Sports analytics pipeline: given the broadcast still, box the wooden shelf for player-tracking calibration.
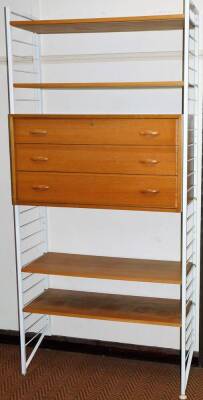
[22,252,183,284]
[9,114,182,119]
[24,289,181,327]
[10,15,185,35]
[14,81,184,90]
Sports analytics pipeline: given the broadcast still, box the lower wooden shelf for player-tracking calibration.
[13,81,184,90]
[23,289,181,327]
[22,252,182,284]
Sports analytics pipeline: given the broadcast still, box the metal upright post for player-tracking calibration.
[180,0,190,397]
[5,7,49,375]
[5,7,27,375]
[180,1,200,398]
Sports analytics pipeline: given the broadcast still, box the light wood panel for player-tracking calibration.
[24,289,181,327]
[13,81,184,89]
[16,144,178,176]
[23,289,181,327]
[9,116,17,203]
[11,115,180,146]
[22,252,183,284]
[16,172,178,210]
[11,114,183,119]
[10,15,185,34]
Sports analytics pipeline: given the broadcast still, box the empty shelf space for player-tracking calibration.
[14,81,184,90]
[23,288,181,327]
[22,252,182,284]
[10,15,185,34]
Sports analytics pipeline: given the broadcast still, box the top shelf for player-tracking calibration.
[10,14,185,34]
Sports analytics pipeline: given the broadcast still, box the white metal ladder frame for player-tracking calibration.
[5,7,49,375]
[180,1,200,399]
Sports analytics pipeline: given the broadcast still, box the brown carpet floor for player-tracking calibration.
[0,344,203,400]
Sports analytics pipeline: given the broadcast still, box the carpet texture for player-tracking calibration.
[0,344,203,400]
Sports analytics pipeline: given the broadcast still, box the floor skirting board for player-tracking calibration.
[0,329,200,367]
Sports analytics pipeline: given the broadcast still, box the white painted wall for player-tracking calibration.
[0,0,202,351]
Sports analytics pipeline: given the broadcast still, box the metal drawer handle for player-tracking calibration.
[141,189,160,194]
[31,156,49,162]
[29,130,48,136]
[139,159,160,165]
[139,130,160,136]
[32,185,50,191]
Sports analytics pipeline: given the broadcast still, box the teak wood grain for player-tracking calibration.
[16,144,178,176]
[12,115,180,146]
[16,172,178,210]
[10,15,184,34]
[9,114,182,211]
[13,81,184,90]
[9,116,17,203]
[11,114,183,119]
[23,289,181,327]
[22,252,182,284]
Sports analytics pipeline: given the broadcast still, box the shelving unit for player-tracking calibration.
[5,2,201,399]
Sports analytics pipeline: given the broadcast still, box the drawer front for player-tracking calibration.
[13,117,179,146]
[16,144,178,175]
[16,172,178,210]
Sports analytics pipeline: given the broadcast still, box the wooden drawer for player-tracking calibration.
[16,144,178,175]
[16,172,178,210]
[11,115,180,146]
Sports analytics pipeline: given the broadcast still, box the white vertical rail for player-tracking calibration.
[180,1,200,398]
[14,210,27,374]
[5,7,49,375]
[180,0,189,395]
[5,7,26,375]
[194,2,202,358]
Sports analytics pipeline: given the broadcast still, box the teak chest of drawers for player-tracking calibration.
[9,114,182,212]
